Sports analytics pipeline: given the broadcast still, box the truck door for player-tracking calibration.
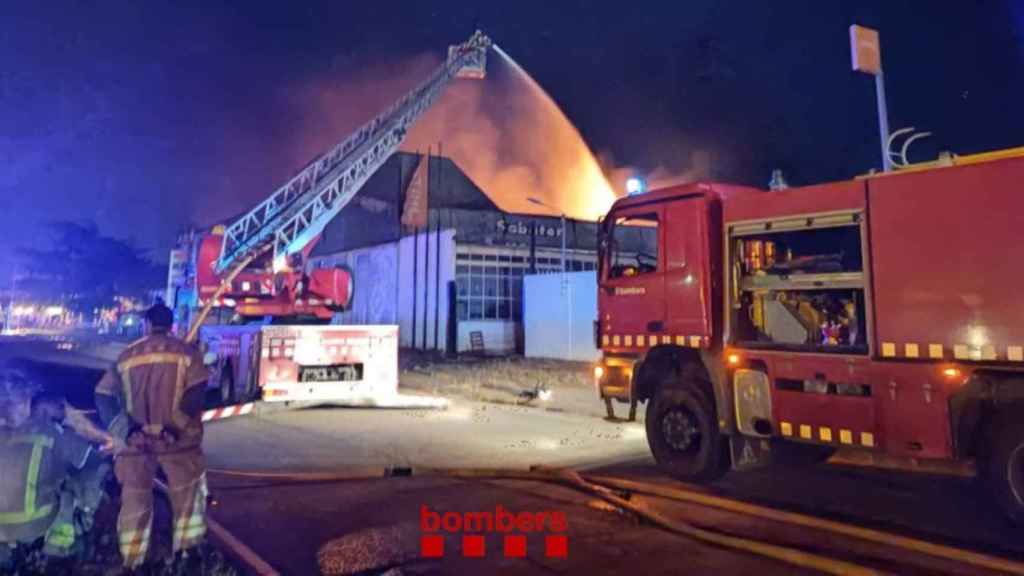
[599,206,665,348]
[663,197,712,343]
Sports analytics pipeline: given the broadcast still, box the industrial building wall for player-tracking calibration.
[523,271,600,362]
[314,243,401,325]
[397,229,456,350]
[313,229,455,351]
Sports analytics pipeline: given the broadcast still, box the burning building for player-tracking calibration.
[309,151,603,354]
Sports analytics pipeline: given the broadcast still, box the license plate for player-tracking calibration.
[298,364,364,383]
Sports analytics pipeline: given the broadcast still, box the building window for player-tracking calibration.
[455,249,598,321]
[456,260,522,321]
[609,213,659,278]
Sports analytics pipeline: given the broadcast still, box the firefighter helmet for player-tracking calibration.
[0,363,41,427]
[0,363,41,400]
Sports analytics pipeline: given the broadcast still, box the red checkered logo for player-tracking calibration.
[420,505,568,558]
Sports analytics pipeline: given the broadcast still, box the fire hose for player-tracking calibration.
[207,465,886,576]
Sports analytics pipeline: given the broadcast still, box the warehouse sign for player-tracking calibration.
[496,218,563,238]
[849,25,881,75]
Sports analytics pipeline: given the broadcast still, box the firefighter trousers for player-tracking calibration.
[113,448,207,568]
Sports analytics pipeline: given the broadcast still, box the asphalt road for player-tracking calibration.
[6,338,1024,575]
[201,399,1024,575]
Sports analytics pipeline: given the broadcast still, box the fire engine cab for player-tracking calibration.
[595,147,1024,523]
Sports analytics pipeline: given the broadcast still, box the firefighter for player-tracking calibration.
[31,391,115,558]
[0,365,96,567]
[95,303,210,569]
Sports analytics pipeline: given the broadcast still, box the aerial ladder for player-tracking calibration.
[169,31,491,342]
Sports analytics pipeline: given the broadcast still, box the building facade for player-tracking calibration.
[309,152,601,354]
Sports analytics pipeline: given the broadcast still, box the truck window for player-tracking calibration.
[608,213,659,279]
[729,216,868,354]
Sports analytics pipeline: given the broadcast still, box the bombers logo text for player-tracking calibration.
[420,504,568,559]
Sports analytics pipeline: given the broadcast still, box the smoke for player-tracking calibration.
[599,148,717,196]
[232,48,719,226]
[283,49,624,222]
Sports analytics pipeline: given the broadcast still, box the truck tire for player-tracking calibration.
[987,416,1024,525]
[646,385,729,483]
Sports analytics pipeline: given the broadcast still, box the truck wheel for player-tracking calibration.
[646,385,728,483]
[987,417,1024,525]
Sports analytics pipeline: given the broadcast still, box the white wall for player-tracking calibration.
[457,320,517,354]
[524,271,600,362]
[397,229,456,350]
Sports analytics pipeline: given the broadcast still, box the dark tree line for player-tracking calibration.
[16,221,165,315]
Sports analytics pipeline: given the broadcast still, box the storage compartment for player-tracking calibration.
[729,215,867,354]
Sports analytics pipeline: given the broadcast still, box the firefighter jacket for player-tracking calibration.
[95,332,209,454]
[0,415,92,544]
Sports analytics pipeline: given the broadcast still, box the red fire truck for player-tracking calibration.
[594,147,1024,522]
[198,324,399,413]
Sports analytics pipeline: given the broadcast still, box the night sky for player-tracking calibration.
[2,1,1022,275]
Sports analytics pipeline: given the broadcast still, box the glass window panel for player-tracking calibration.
[470,276,483,296]
[469,300,483,319]
[484,299,498,319]
[485,276,498,297]
[457,301,468,321]
[498,300,510,319]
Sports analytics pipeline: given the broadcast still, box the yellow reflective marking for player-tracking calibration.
[662,335,671,344]
[1009,346,1024,362]
[637,335,645,347]
[689,336,701,348]
[819,427,833,442]
[0,435,55,525]
[119,352,189,371]
[928,344,944,359]
[953,345,969,360]
[612,335,620,346]
[624,335,633,347]
[675,335,685,346]
[780,422,793,436]
[904,344,919,358]
[171,357,190,429]
[799,425,812,439]
[839,429,853,445]
[602,335,609,346]
[861,432,875,447]
[881,342,896,357]
[981,345,996,360]
[121,368,133,414]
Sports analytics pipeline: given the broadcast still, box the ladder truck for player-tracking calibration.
[164,31,491,415]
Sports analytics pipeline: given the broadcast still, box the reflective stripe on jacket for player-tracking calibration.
[96,333,209,452]
[0,417,90,544]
